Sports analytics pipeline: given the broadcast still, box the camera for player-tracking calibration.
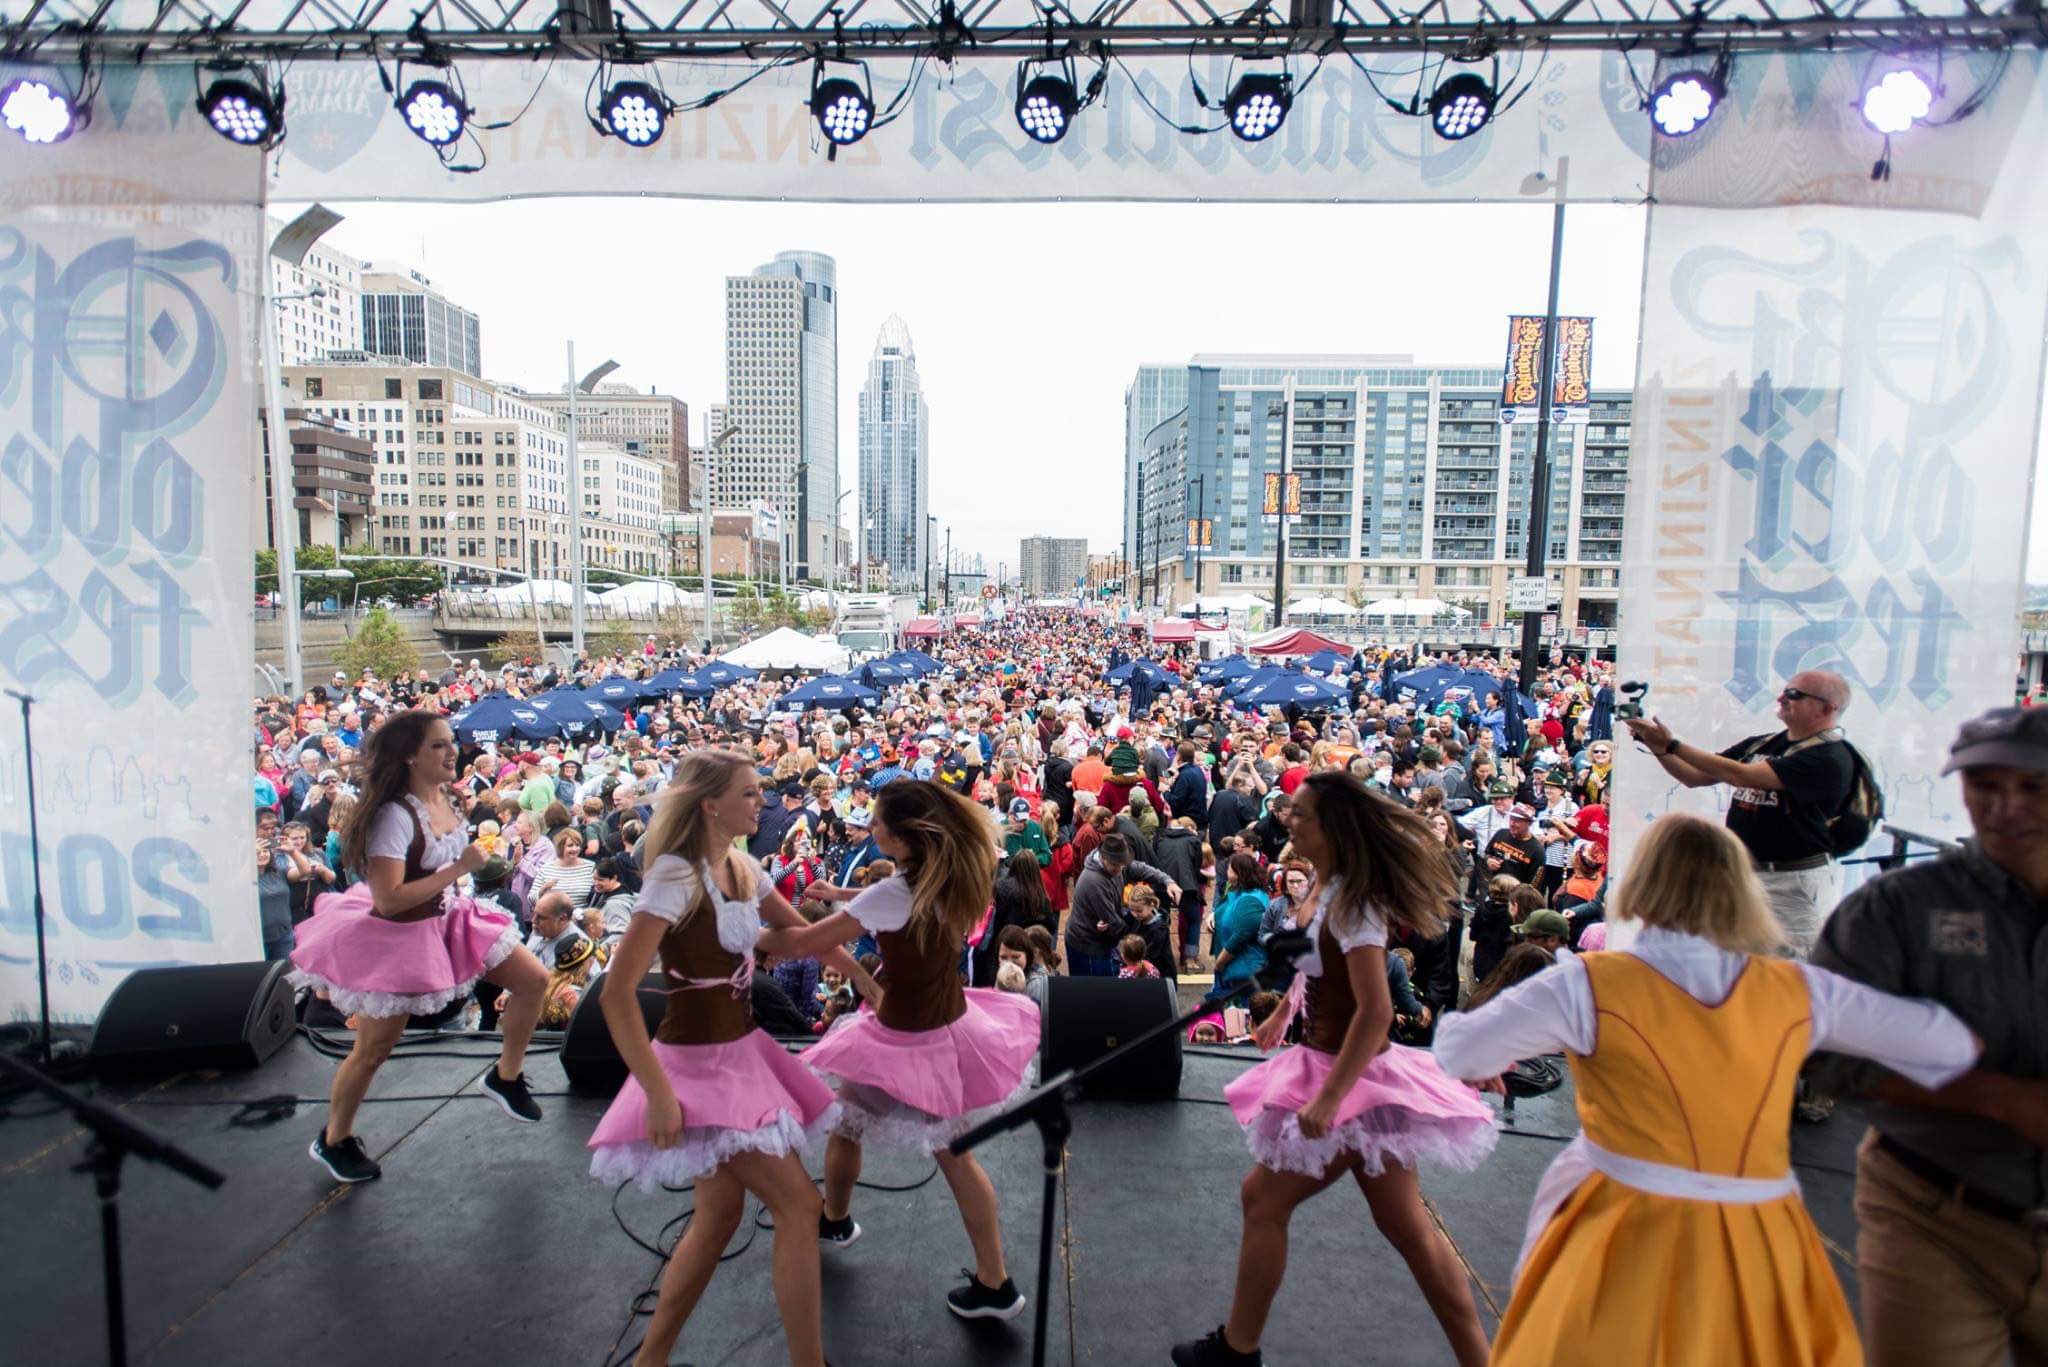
[1615,680,1649,721]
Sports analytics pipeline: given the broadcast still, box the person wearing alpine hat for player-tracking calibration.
[1621,670,1860,959]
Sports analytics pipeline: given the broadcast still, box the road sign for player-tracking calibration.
[1509,576,1550,611]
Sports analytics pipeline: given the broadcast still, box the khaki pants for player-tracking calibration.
[1855,1130,2048,1367]
[1757,863,1837,960]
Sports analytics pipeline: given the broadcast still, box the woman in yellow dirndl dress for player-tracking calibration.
[1435,814,1979,1366]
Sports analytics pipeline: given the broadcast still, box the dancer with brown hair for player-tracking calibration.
[759,780,1042,1321]
[290,709,551,1184]
[1174,772,1499,1367]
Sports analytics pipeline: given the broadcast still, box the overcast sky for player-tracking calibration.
[295,199,2048,580]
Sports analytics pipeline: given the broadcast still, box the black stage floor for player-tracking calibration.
[2,1035,1871,1366]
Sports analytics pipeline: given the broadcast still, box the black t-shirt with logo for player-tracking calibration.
[1719,731,1855,863]
[1484,830,1544,882]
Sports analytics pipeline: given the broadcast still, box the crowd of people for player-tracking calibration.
[249,610,2048,1367]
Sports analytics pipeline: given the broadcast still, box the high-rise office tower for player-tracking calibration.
[721,251,840,583]
[857,315,929,588]
[359,264,482,376]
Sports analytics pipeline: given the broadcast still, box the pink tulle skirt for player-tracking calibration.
[801,989,1042,1153]
[1225,1043,1498,1178]
[288,883,521,1019]
[587,1029,840,1188]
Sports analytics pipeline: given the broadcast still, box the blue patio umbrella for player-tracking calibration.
[644,668,716,700]
[1198,655,1256,683]
[888,648,940,674]
[1235,672,1351,710]
[581,677,642,708]
[450,695,567,746]
[1106,659,1172,686]
[700,660,759,686]
[1301,649,1352,674]
[780,675,879,708]
[859,660,911,689]
[1225,665,1303,699]
[528,687,622,736]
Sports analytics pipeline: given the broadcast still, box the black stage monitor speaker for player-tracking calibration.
[89,961,297,1074]
[561,968,668,1094]
[1041,976,1182,1100]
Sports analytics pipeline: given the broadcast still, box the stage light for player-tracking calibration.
[1016,73,1078,144]
[1428,72,1495,140]
[399,77,468,147]
[598,80,670,146]
[199,76,282,147]
[811,76,874,146]
[1861,68,1933,136]
[1225,72,1291,143]
[1650,69,1721,137]
[1,77,82,145]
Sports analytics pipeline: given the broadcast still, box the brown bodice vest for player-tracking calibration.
[1301,913,1358,1055]
[875,916,967,1033]
[653,885,755,1047]
[378,800,447,923]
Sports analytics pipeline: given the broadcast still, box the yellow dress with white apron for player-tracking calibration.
[1432,928,1977,1367]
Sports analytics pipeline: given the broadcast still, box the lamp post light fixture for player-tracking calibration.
[262,204,345,697]
[565,346,620,663]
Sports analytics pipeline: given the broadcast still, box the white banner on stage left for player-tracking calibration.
[0,205,264,1025]
[1612,58,2048,870]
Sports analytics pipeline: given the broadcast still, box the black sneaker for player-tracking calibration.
[309,1129,381,1183]
[478,1068,543,1123]
[818,1212,862,1248]
[945,1269,1025,1321]
[1171,1328,1263,1367]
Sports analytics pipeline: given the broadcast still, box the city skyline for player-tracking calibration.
[280,199,1662,577]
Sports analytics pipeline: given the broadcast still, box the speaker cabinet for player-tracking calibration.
[560,968,669,1094]
[1041,975,1182,1099]
[88,961,297,1074]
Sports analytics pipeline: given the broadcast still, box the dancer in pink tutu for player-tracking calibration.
[758,780,1041,1322]
[1173,772,1499,1367]
[589,749,878,1367]
[289,710,550,1184]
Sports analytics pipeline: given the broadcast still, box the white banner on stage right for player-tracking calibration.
[1612,60,2048,869]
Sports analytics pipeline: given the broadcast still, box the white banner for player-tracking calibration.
[1613,58,2048,866]
[0,203,263,1024]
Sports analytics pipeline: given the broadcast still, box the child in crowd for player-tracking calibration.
[1469,874,1520,986]
[997,925,1051,1005]
[1118,934,1161,979]
[1123,885,1177,981]
[1387,947,1431,1043]
[1024,925,1059,976]
[995,962,1029,993]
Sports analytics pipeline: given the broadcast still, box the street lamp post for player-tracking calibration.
[703,424,740,652]
[565,345,620,664]
[262,204,345,697]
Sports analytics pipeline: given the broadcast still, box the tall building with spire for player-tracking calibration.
[857,315,929,589]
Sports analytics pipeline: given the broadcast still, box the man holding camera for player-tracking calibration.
[1623,669,1855,958]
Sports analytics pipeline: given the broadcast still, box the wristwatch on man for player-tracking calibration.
[1663,737,1682,756]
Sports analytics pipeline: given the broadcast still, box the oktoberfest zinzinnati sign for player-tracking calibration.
[1500,315,1596,425]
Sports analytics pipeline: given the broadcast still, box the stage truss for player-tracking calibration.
[1,0,2042,63]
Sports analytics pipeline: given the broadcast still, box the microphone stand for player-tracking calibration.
[7,688,55,1068]
[0,1051,225,1367]
[949,932,1316,1367]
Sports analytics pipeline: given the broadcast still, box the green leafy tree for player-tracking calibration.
[730,585,766,638]
[339,550,444,606]
[254,544,341,607]
[336,605,422,680]
[485,627,546,669]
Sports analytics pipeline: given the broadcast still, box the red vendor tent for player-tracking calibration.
[902,617,943,639]
[1249,628,1352,657]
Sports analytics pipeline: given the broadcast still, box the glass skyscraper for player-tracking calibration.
[857,316,929,588]
[723,251,839,582]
